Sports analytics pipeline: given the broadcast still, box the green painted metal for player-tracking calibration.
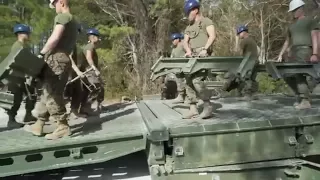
[0,103,147,177]
[150,54,320,83]
[151,160,320,180]
[0,47,45,83]
[0,91,14,109]
[137,102,169,142]
[141,96,320,179]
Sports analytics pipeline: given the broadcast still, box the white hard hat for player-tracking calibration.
[49,0,56,9]
[288,0,305,12]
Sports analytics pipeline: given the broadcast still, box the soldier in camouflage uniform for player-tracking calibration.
[170,33,187,103]
[24,0,78,140]
[6,24,37,128]
[182,0,217,119]
[78,28,104,115]
[236,25,259,100]
[277,0,319,109]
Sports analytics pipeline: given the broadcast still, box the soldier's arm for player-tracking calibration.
[312,30,319,55]
[204,24,216,50]
[40,24,65,55]
[85,50,98,71]
[279,35,290,58]
[183,34,192,55]
[311,18,320,56]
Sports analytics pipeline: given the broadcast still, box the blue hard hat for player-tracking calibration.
[184,0,200,15]
[171,33,184,40]
[13,24,31,34]
[86,28,99,36]
[236,25,248,35]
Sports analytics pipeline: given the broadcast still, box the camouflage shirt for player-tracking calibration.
[53,12,78,55]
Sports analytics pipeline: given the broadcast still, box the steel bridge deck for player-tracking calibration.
[0,102,147,177]
[143,95,320,136]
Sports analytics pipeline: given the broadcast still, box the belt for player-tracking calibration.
[50,49,69,55]
[292,45,312,49]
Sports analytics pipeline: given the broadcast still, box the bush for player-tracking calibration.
[256,73,289,94]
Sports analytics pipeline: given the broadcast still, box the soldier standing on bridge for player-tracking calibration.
[182,0,217,119]
[78,28,104,115]
[235,25,259,100]
[277,0,319,109]
[24,0,78,140]
[170,33,187,104]
[6,24,37,128]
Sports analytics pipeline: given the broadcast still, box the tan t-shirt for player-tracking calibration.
[81,43,98,69]
[171,43,185,57]
[184,17,213,49]
[240,36,259,60]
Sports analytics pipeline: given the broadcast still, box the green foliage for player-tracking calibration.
[256,73,289,94]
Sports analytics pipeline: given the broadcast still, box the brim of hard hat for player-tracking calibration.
[288,4,304,12]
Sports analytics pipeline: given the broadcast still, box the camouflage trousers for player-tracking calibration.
[185,49,212,104]
[238,65,259,96]
[34,52,71,122]
[285,46,311,100]
[185,71,212,104]
[7,79,36,117]
[176,73,186,95]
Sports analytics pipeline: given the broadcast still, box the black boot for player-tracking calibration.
[23,112,37,123]
[7,116,24,129]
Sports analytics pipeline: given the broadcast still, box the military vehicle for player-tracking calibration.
[1,48,320,180]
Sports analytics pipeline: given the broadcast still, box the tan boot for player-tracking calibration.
[45,120,71,140]
[295,99,311,110]
[199,101,213,119]
[182,104,199,119]
[23,120,45,136]
[171,94,185,104]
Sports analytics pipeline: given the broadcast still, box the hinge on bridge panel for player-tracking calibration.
[70,148,82,159]
[174,146,184,157]
[303,134,314,144]
[288,136,298,146]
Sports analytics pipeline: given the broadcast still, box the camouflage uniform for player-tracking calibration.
[170,42,186,103]
[285,16,319,108]
[183,17,214,119]
[79,43,104,114]
[7,41,37,128]
[238,36,259,99]
[24,12,78,139]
